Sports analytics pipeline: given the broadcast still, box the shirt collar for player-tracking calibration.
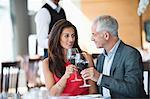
[102,39,121,57]
[46,0,61,12]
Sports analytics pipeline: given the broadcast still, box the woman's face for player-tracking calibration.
[60,27,75,50]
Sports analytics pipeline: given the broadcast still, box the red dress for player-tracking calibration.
[53,61,89,96]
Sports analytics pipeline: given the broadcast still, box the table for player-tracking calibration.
[22,88,109,99]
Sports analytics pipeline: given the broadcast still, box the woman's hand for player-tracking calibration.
[63,65,77,79]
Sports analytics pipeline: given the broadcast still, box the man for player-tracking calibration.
[81,15,146,98]
[35,0,66,58]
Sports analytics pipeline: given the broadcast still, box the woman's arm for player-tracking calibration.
[42,58,65,96]
[42,58,75,96]
[83,52,98,94]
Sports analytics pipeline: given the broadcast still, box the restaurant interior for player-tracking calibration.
[0,0,149,98]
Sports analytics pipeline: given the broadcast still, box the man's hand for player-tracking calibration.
[80,67,100,82]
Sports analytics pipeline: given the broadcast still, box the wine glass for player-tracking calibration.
[76,53,91,88]
[67,48,82,82]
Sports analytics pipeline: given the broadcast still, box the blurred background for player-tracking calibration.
[0,0,149,61]
[0,0,149,97]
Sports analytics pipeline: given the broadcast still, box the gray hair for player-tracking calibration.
[92,15,118,36]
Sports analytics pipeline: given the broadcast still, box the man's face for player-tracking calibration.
[55,0,60,2]
[91,25,106,48]
[52,0,60,4]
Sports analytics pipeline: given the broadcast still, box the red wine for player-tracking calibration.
[77,61,88,73]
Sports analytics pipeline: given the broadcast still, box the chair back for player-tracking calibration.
[1,61,20,93]
[143,60,150,96]
[27,58,45,89]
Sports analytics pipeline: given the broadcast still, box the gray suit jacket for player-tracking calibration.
[96,41,146,98]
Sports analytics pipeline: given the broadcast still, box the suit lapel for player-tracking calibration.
[96,54,105,94]
[110,51,120,75]
[96,54,105,73]
[110,41,124,76]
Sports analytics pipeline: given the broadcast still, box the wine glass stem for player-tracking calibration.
[74,71,78,79]
[71,71,82,82]
[83,79,86,85]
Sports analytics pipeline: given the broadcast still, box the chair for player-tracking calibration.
[25,57,45,90]
[143,60,150,97]
[92,53,100,59]
[0,61,20,93]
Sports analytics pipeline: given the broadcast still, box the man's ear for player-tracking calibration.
[103,31,110,40]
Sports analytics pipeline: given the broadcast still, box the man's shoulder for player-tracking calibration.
[35,8,50,21]
[124,43,139,51]
[119,42,141,56]
[36,8,50,15]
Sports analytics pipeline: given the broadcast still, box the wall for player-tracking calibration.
[81,0,142,48]
[142,5,150,49]
[10,0,30,58]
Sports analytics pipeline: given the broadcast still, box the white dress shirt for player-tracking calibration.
[35,0,61,49]
[97,40,121,97]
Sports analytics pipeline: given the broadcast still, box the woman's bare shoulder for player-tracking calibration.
[82,51,94,67]
[82,51,92,58]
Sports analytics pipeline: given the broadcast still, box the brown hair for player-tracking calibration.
[48,19,82,77]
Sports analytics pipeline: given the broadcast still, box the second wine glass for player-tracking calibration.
[76,53,91,88]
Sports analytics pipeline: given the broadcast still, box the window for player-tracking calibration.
[0,0,13,62]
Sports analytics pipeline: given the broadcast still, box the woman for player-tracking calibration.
[42,19,97,96]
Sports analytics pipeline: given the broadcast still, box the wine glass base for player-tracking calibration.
[79,84,91,88]
[71,79,82,82]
